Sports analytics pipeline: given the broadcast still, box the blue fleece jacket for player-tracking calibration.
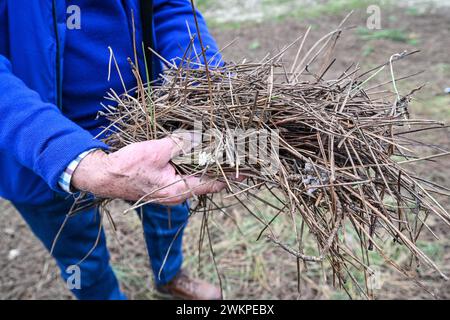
[0,0,220,205]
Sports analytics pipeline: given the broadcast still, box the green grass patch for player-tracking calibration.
[417,241,444,261]
[248,39,262,51]
[362,44,375,57]
[405,7,421,16]
[356,27,420,45]
[200,0,393,30]
[291,0,389,20]
[410,95,450,119]
[195,0,212,12]
[432,63,450,77]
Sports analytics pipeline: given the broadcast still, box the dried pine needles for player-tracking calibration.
[96,16,450,298]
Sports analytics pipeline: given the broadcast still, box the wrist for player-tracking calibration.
[71,149,111,193]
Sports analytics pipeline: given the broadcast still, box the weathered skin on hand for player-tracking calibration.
[71,133,225,205]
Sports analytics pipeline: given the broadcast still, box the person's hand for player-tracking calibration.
[71,133,225,205]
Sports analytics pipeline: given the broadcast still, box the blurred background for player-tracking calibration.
[1,0,449,299]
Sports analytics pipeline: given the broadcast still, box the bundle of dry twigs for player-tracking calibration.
[97,16,450,297]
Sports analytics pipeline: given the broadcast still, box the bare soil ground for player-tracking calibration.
[1,5,449,299]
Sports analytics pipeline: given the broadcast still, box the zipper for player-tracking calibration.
[52,0,63,110]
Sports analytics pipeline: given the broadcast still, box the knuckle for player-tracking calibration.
[157,189,171,200]
[215,183,225,193]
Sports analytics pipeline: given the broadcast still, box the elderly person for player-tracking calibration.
[0,0,224,300]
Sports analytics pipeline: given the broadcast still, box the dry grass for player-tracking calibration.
[93,11,450,299]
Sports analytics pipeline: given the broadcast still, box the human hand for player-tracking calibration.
[71,133,225,205]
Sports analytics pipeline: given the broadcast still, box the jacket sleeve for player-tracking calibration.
[153,0,222,67]
[0,54,109,192]
[0,0,7,56]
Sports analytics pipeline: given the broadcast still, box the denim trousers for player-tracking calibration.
[13,194,189,300]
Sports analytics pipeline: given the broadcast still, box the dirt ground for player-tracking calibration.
[1,3,449,299]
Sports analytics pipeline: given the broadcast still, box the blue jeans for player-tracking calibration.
[12,194,189,300]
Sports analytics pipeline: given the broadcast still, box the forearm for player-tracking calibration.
[0,55,108,191]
